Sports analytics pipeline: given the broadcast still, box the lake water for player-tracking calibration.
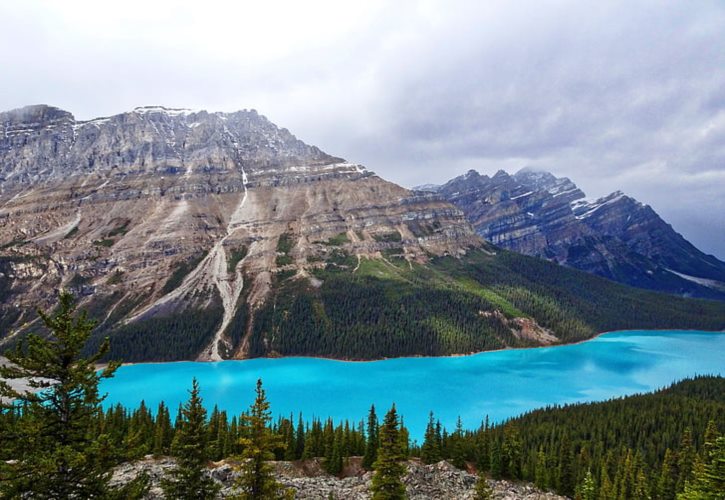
[100,330,725,440]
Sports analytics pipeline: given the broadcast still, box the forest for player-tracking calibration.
[246,249,725,360]
[0,294,723,498]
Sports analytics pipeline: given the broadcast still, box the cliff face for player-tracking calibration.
[0,105,479,359]
[427,168,725,300]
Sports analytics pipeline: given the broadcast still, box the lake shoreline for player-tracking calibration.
[98,329,725,439]
[95,327,725,369]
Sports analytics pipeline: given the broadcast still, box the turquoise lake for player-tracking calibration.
[100,330,725,440]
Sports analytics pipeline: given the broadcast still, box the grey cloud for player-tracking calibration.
[0,1,723,257]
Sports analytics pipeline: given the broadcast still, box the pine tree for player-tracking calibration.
[421,412,441,464]
[295,414,306,459]
[490,439,503,479]
[451,416,467,469]
[363,404,379,470]
[678,433,725,499]
[502,423,522,479]
[234,379,286,499]
[153,401,173,456]
[162,378,219,499]
[370,404,407,500]
[578,469,596,500]
[326,427,344,476]
[474,472,493,499]
[534,448,548,490]
[0,291,145,498]
[658,448,679,500]
[677,428,696,492]
[633,468,651,500]
[284,416,297,461]
[557,436,576,498]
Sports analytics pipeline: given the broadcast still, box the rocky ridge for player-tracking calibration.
[0,105,479,359]
[421,168,725,300]
[111,457,567,499]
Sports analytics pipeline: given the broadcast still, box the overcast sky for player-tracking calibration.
[1,0,724,258]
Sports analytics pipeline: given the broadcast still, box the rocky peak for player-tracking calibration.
[0,104,480,360]
[0,105,341,188]
[436,168,725,300]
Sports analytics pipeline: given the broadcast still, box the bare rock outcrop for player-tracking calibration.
[110,456,568,499]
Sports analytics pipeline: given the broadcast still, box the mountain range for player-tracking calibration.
[1,105,723,362]
[418,169,725,300]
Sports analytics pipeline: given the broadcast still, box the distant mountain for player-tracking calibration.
[1,105,723,363]
[425,168,725,299]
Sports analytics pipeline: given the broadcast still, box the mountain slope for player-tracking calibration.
[0,105,723,363]
[0,105,477,360]
[425,168,725,300]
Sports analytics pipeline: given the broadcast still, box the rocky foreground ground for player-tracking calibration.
[112,456,567,499]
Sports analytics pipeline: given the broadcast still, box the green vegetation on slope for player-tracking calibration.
[437,376,725,499]
[248,249,725,360]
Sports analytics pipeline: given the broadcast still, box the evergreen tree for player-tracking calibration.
[678,434,725,500]
[162,378,219,499]
[370,404,407,500]
[295,414,306,459]
[474,472,493,499]
[284,416,297,461]
[677,428,696,492]
[235,379,286,499]
[598,462,614,500]
[326,426,344,476]
[451,416,467,469]
[363,404,379,470]
[658,448,679,500]
[490,440,503,479]
[502,424,522,479]
[578,469,596,500]
[421,412,442,464]
[557,436,575,498]
[534,448,548,490]
[0,291,145,498]
[153,402,173,456]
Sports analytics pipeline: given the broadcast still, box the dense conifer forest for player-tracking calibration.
[3,372,723,498]
[246,249,725,360]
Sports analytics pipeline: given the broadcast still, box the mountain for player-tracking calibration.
[424,168,725,300]
[1,105,723,362]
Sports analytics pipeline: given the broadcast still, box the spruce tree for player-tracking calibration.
[502,424,522,479]
[421,412,441,464]
[363,404,379,470]
[451,416,467,469]
[677,428,696,492]
[474,472,493,499]
[0,291,145,498]
[678,434,725,499]
[153,401,172,456]
[370,404,407,500]
[295,414,306,459]
[578,469,596,500]
[557,436,575,498]
[234,379,286,499]
[284,416,297,461]
[489,439,502,479]
[162,378,219,499]
[534,448,548,490]
[659,448,679,500]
